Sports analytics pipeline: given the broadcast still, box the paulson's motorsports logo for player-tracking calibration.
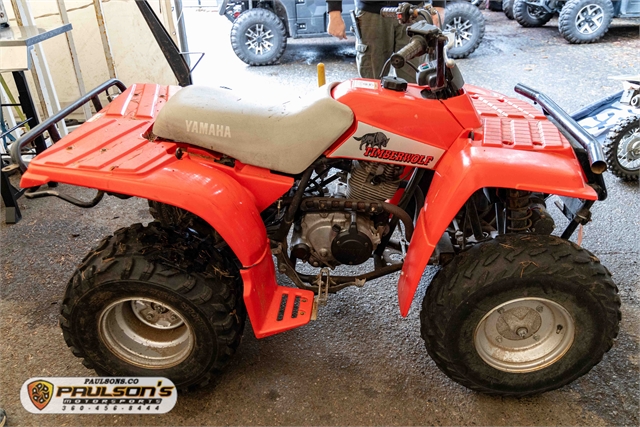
[353,131,435,167]
[27,380,54,410]
[21,377,177,414]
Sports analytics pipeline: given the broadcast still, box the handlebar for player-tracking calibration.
[390,36,427,69]
[380,6,399,18]
[379,3,455,93]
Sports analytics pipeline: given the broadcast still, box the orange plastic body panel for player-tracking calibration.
[19,81,602,335]
[396,85,599,316]
[19,83,315,338]
[240,253,314,338]
[330,79,476,152]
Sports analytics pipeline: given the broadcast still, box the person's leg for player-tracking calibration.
[355,10,395,79]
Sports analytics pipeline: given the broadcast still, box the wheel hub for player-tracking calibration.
[131,300,184,329]
[245,24,274,56]
[528,5,548,18]
[495,306,542,340]
[445,18,473,47]
[99,297,194,369]
[474,297,575,373]
[619,127,640,167]
[575,4,604,34]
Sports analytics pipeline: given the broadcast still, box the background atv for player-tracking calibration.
[218,0,355,65]
[218,0,485,64]
[512,0,640,43]
[573,75,640,181]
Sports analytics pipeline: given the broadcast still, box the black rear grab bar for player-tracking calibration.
[10,78,127,173]
[514,83,607,175]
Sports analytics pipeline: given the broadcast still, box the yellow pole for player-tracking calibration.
[317,63,326,87]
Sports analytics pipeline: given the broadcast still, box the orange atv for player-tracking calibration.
[9,3,620,396]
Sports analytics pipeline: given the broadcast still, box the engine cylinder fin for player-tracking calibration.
[347,161,402,201]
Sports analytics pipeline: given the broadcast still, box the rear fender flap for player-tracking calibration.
[397,136,599,316]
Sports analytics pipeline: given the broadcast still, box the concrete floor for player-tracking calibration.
[1,7,639,427]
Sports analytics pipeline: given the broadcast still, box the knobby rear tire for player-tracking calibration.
[230,8,287,66]
[60,222,246,391]
[513,0,554,27]
[444,2,486,59]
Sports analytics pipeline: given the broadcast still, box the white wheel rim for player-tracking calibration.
[99,297,194,369]
[445,18,473,47]
[616,125,640,170]
[245,24,274,55]
[474,297,575,373]
[575,4,605,34]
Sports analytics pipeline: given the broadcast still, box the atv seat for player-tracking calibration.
[153,83,354,175]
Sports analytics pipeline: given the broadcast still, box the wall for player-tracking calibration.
[1,0,178,116]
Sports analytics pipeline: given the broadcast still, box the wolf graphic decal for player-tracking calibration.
[353,132,390,151]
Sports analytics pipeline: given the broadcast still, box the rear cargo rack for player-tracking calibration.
[10,78,127,173]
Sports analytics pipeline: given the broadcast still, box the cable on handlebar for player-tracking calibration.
[379,58,392,79]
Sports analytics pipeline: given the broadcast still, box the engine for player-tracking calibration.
[290,161,403,268]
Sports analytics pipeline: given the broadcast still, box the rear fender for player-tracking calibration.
[18,82,307,338]
[22,149,307,337]
[397,135,599,316]
[22,149,274,267]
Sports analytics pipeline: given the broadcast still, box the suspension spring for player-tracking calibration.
[506,190,533,232]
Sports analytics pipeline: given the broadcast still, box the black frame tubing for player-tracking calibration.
[12,71,47,154]
[135,0,192,87]
[10,79,127,173]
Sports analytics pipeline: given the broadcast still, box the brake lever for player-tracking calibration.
[443,32,456,69]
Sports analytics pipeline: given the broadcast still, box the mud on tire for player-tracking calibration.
[420,234,620,396]
[148,200,219,237]
[60,222,246,391]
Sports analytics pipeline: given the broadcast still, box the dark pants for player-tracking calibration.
[354,9,426,83]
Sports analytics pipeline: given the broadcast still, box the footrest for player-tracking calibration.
[259,287,314,338]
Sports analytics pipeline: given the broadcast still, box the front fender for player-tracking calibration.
[397,135,599,316]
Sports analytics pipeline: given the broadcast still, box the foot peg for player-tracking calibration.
[311,268,330,320]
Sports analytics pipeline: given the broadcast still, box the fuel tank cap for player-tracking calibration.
[381,76,408,92]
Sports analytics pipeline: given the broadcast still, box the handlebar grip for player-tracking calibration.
[390,36,427,69]
[380,7,398,18]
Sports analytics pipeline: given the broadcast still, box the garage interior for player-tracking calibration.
[0,1,638,426]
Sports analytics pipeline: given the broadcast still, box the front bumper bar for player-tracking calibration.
[515,83,607,175]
